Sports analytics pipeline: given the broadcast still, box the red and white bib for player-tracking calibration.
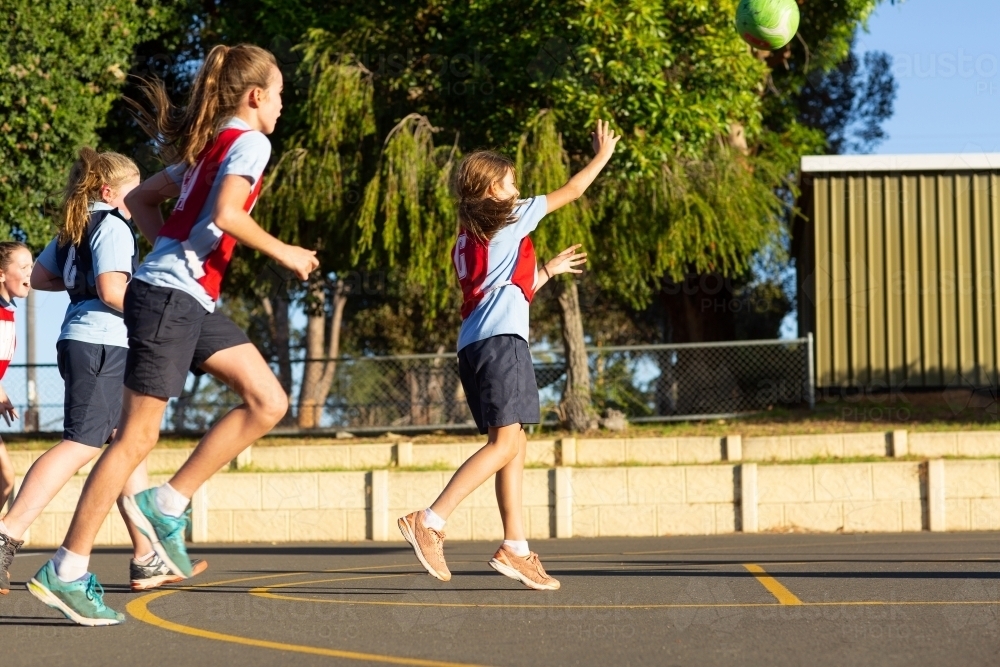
[158,128,264,301]
[0,303,15,380]
[453,231,537,320]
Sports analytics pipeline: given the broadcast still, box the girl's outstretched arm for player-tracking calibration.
[212,175,319,280]
[125,170,181,244]
[533,244,588,292]
[544,119,621,215]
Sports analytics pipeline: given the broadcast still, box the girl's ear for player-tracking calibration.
[100,184,114,203]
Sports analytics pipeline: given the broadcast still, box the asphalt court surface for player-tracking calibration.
[3,533,999,666]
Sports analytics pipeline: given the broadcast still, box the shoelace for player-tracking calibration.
[428,528,447,558]
[524,552,547,577]
[85,575,108,610]
[0,535,20,573]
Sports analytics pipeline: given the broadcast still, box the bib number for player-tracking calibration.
[62,246,79,289]
[454,234,468,279]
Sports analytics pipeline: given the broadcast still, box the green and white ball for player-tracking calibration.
[735,0,801,50]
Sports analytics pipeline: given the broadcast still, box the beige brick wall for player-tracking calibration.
[571,466,735,538]
[910,431,1000,458]
[757,462,923,533]
[12,453,1000,546]
[203,471,369,543]
[943,460,1000,531]
[744,433,889,461]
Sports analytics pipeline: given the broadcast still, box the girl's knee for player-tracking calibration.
[248,384,288,425]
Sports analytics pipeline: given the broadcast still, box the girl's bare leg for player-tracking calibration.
[1,441,99,539]
[0,443,14,511]
[430,423,522,519]
[166,344,287,496]
[117,457,154,559]
[62,392,167,555]
[494,427,528,541]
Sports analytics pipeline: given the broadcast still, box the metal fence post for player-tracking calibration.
[807,333,816,410]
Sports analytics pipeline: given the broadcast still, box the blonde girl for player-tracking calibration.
[28,44,318,626]
[0,150,195,599]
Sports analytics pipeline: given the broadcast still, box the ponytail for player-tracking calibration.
[58,148,139,248]
[128,44,278,166]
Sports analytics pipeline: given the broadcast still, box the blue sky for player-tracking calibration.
[864,0,1000,154]
[15,0,998,365]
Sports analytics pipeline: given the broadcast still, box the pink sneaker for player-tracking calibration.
[398,511,451,582]
[489,545,561,591]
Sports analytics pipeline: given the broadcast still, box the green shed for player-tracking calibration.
[795,154,1000,389]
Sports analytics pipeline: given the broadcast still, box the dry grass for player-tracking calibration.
[1,389,995,450]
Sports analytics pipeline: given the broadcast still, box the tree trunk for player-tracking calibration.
[260,293,293,425]
[297,279,350,429]
[557,279,594,431]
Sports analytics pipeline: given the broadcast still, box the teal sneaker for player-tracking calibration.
[26,560,124,627]
[122,488,193,578]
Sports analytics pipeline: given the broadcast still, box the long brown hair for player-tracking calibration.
[128,44,278,166]
[455,151,518,243]
[58,148,139,248]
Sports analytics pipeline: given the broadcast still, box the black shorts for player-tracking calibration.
[57,339,127,447]
[458,334,540,435]
[123,280,250,398]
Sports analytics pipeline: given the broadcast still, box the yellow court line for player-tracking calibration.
[126,589,491,667]
[743,564,803,605]
[624,533,1000,556]
[250,573,999,610]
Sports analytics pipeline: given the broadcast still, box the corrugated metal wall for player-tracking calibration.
[803,172,1000,388]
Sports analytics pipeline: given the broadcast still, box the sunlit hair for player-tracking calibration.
[0,241,29,271]
[455,151,518,243]
[127,43,278,166]
[58,148,139,248]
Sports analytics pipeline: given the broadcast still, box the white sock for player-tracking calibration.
[53,547,89,583]
[423,508,446,531]
[503,539,530,557]
[0,519,9,537]
[155,483,190,518]
[133,551,156,564]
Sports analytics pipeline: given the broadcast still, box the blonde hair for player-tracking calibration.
[455,151,518,243]
[58,148,139,248]
[128,44,278,166]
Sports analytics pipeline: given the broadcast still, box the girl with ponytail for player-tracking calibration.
[27,44,318,626]
[2,148,192,598]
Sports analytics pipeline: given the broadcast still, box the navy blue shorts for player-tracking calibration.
[123,280,250,398]
[458,334,540,435]
[57,339,127,447]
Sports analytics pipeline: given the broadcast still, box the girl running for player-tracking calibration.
[399,119,619,590]
[28,44,318,626]
[0,241,32,545]
[0,149,196,597]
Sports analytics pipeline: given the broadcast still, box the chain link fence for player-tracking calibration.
[0,337,814,435]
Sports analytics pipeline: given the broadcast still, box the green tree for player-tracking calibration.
[0,0,177,248]
[163,0,894,430]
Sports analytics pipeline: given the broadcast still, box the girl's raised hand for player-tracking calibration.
[545,244,588,277]
[591,119,621,158]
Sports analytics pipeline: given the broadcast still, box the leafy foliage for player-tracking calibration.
[0,0,176,249]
